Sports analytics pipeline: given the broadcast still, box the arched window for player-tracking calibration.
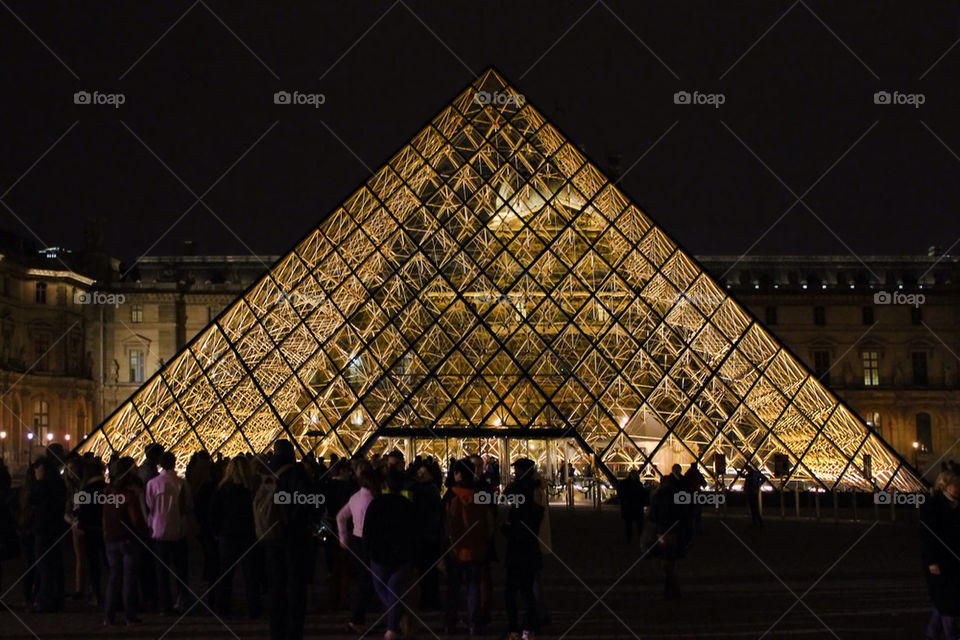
[916,413,932,452]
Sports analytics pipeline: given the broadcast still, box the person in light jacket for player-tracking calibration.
[145,452,192,614]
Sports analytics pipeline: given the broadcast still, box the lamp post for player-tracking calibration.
[0,430,6,462]
[913,441,920,469]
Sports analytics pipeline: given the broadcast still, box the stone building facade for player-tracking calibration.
[4,234,957,480]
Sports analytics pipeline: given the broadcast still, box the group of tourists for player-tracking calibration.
[0,441,549,640]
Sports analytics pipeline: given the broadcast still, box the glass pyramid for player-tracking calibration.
[78,68,922,491]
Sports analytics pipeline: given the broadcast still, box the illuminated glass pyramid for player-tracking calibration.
[78,68,922,491]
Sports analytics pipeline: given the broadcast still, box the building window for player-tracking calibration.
[33,398,49,430]
[862,306,874,325]
[916,412,932,452]
[56,285,66,305]
[813,350,831,383]
[131,304,143,323]
[129,349,145,383]
[910,307,923,325]
[813,306,826,326]
[862,351,879,386]
[32,332,51,372]
[35,282,46,304]
[912,351,929,386]
[764,306,777,325]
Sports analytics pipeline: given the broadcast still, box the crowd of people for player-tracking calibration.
[0,441,550,640]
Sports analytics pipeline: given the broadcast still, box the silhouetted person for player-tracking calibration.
[30,456,67,611]
[336,464,379,634]
[263,439,313,640]
[618,470,648,543]
[743,466,765,527]
[364,470,417,640]
[684,463,707,534]
[650,475,684,599]
[444,459,489,634]
[411,464,443,610]
[501,458,544,640]
[102,457,148,625]
[210,457,260,618]
[921,470,960,638]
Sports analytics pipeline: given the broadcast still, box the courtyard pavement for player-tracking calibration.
[0,507,930,639]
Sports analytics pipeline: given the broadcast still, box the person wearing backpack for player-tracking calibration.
[263,439,313,640]
[145,452,192,615]
[102,457,149,625]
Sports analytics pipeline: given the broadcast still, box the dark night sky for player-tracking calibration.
[2,1,959,266]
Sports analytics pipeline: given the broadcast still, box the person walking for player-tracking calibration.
[336,464,379,634]
[102,457,148,625]
[210,457,260,618]
[920,470,960,639]
[618,470,648,543]
[443,458,490,635]
[145,452,192,615]
[501,458,545,640]
[364,469,417,640]
[136,443,163,609]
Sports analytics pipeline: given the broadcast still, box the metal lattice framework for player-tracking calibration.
[78,68,922,491]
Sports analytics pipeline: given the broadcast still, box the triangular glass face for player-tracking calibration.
[78,68,921,492]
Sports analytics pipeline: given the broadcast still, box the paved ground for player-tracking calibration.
[0,507,931,639]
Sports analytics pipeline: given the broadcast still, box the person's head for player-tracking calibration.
[144,443,164,465]
[45,443,66,468]
[386,449,405,470]
[82,457,104,482]
[452,459,475,487]
[469,454,483,476]
[384,469,405,494]
[358,466,380,492]
[512,457,536,482]
[220,456,252,489]
[671,464,682,476]
[273,439,296,467]
[159,451,176,471]
[688,462,698,470]
[111,457,138,489]
[627,469,639,481]
[415,465,433,484]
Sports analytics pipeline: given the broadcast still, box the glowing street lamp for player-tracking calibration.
[0,430,5,459]
[46,432,54,442]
